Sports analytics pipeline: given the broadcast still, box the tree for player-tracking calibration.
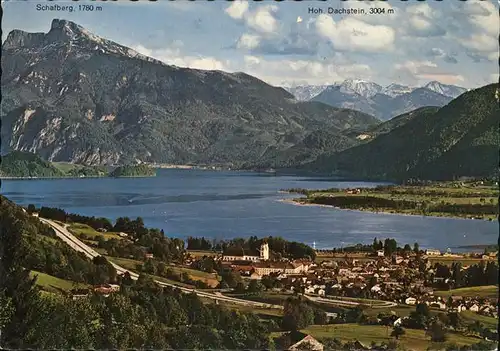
[247,280,262,294]
[27,204,36,214]
[403,244,412,252]
[415,303,430,318]
[426,320,447,342]
[282,298,315,331]
[413,242,419,254]
[0,204,41,348]
[391,325,405,340]
[447,312,462,330]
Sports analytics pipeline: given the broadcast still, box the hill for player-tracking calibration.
[1,19,378,168]
[108,164,156,177]
[305,84,499,181]
[0,151,65,178]
[0,151,152,178]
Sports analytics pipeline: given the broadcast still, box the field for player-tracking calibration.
[435,285,498,299]
[106,256,218,288]
[301,324,482,351]
[187,250,218,258]
[69,223,124,241]
[315,253,490,266]
[296,183,499,221]
[30,270,87,293]
[460,311,498,329]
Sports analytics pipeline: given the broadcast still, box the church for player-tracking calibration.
[222,242,269,262]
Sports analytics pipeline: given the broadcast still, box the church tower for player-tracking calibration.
[259,242,269,261]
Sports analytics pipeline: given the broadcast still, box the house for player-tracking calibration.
[394,317,402,327]
[317,288,326,297]
[426,249,441,256]
[145,253,154,259]
[97,228,107,233]
[31,212,39,217]
[117,232,129,238]
[469,304,480,312]
[405,297,417,305]
[249,271,261,280]
[377,250,385,257]
[275,331,324,351]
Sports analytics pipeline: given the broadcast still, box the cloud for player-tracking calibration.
[246,5,279,33]
[232,14,320,56]
[404,3,446,37]
[462,0,498,37]
[394,60,465,85]
[236,33,260,50]
[462,33,497,53]
[426,48,458,64]
[240,55,373,86]
[133,45,229,71]
[225,2,279,33]
[225,0,249,20]
[315,15,395,53]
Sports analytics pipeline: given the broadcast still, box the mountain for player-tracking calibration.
[380,83,413,98]
[338,79,382,98]
[305,84,499,181]
[1,19,379,167]
[0,151,65,177]
[424,81,467,98]
[284,85,329,101]
[312,85,453,121]
[285,80,467,121]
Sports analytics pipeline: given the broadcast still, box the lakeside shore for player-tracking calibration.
[278,198,497,222]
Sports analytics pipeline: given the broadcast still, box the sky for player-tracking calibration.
[2,0,498,89]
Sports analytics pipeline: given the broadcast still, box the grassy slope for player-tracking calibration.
[30,270,88,292]
[69,223,124,241]
[302,324,481,351]
[434,285,498,299]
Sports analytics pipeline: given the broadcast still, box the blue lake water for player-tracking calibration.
[1,169,497,251]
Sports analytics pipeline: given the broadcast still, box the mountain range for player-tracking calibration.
[1,19,378,167]
[1,19,496,181]
[305,84,499,181]
[285,80,467,121]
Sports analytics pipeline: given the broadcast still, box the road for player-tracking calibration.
[40,218,285,309]
[305,294,398,308]
[39,218,383,314]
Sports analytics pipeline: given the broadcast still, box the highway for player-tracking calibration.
[39,218,284,309]
[39,218,382,314]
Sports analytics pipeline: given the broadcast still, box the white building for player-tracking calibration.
[222,242,269,262]
[405,297,417,305]
[426,249,441,256]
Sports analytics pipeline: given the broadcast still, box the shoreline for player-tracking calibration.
[277,198,497,222]
[0,175,156,180]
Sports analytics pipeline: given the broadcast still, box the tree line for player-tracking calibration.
[0,195,274,349]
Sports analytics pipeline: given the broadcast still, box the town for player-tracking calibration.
[11,205,500,351]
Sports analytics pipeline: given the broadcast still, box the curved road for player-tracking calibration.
[40,218,284,309]
[39,218,388,313]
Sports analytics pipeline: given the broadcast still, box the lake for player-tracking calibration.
[1,169,497,251]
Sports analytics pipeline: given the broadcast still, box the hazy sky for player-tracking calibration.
[2,0,498,88]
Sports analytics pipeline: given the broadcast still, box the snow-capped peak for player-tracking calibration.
[381,83,413,97]
[424,81,467,98]
[338,79,382,98]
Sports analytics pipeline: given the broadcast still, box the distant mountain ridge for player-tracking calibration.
[285,80,468,121]
[305,83,499,181]
[1,19,379,167]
